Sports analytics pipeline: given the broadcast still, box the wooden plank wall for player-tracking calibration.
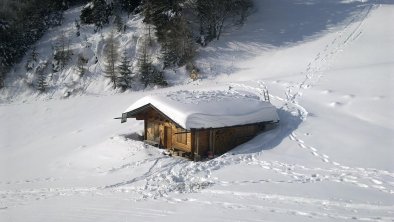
[195,124,264,157]
[142,107,192,152]
[135,106,266,159]
[192,130,209,157]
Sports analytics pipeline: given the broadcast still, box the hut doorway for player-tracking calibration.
[164,126,172,149]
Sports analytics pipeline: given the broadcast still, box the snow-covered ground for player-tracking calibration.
[1,0,394,221]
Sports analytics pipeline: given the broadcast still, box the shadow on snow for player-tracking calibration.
[230,108,302,155]
[197,0,391,76]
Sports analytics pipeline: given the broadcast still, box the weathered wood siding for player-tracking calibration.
[172,127,192,152]
[194,130,210,157]
[214,125,262,155]
[133,105,267,159]
[139,107,192,152]
[194,124,265,157]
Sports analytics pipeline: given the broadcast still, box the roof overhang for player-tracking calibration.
[116,103,280,131]
[121,103,185,129]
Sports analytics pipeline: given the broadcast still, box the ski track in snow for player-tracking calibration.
[2,154,394,221]
[195,190,394,221]
[2,142,393,220]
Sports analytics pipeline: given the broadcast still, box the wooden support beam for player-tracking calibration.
[144,120,147,140]
[195,130,200,161]
[209,129,213,152]
[212,129,215,155]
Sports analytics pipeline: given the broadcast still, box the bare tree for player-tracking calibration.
[77,54,88,77]
[53,32,72,72]
[161,16,196,68]
[103,30,120,89]
[196,0,253,42]
[26,46,39,71]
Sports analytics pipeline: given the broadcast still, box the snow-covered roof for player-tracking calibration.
[124,90,279,130]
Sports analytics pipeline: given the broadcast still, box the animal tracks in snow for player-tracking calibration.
[288,131,394,194]
[2,5,393,222]
[284,4,374,107]
[289,132,331,164]
[262,3,394,196]
[228,67,394,196]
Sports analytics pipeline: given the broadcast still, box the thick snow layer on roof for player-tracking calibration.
[124,90,279,129]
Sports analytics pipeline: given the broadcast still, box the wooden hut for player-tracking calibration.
[118,92,279,160]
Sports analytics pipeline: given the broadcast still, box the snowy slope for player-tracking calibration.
[1,0,394,221]
[0,6,170,102]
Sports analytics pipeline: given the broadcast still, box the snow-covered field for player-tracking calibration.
[1,0,394,221]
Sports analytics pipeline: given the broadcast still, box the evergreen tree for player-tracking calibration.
[103,31,120,89]
[0,63,5,89]
[36,65,48,92]
[77,54,88,76]
[31,46,39,62]
[121,0,141,15]
[25,46,39,71]
[112,0,123,34]
[151,68,167,86]
[80,0,111,31]
[114,14,123,33]
[164,16,196,68]
[0,0,68,84]
[138,43,153,87]
[0,75,4,89]
[117,51,133,91]
[75,19,81,36]
[161,41,178,69]
[138,41,167,87]
[143,0,196,69]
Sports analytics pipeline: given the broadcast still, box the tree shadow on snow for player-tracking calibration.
[197,0,392,76]
[230,108,302,155]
